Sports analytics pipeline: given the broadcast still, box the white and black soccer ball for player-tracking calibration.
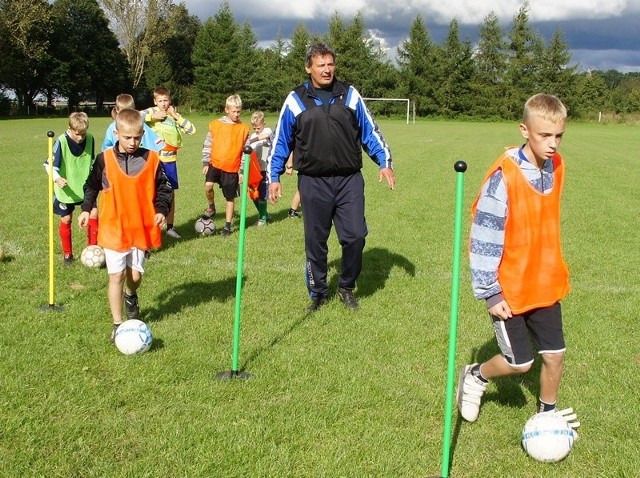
[522,412,575,463]
[80,245,105,268]
[114,319,153,355]
[195,216,216,236]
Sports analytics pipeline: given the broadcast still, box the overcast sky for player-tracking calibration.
[181,0,640,73]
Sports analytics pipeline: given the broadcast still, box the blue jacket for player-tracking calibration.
[267,80,392,182]
[101,121,165,152]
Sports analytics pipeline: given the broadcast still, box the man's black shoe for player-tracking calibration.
[306,296,327,312]
[337,287,358,310]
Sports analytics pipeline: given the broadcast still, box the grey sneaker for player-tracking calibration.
[166,227,181,239]
[203,206,216,218]
[256,218,267,227]
[456,364,488,422]
[221,227,232,237]
[63,254,74,265]
[124,292,139,321]
[337,287,358,309]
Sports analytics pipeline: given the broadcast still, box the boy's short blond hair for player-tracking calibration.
[523,93,567,124]
[226,94,242,109]
[115,108,144,134]
[68,112,89,133]
[112,94,135,119]
[153,87,171,99]
[250,111,265,126]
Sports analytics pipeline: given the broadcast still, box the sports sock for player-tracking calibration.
[471,363,489,383]
[256,200,268,220]
[167,224,174,230]
[88,218,99,246]
[59,221,72,256]
[537,399,556,413]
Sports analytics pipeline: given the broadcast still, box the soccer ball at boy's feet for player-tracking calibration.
[521,411,576,463]
[80,245,105,268]
[114,319,153,355]
[195,216,216,236]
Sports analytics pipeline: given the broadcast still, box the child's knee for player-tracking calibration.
[541,352,564,368]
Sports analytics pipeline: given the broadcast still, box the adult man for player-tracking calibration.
[267,42,395,311]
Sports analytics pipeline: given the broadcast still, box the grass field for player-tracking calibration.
[0,114,638,477]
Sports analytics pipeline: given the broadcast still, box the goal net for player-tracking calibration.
[363,98,412,124]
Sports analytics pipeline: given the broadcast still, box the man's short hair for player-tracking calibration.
[305,42,336,67]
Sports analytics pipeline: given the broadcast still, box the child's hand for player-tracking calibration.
[166,105,178,118]
[77,211,90,229]
[238,173,244,184]
[152,110,167,120]
[154,213,166,227]
[55,177,68,188]
[202,165,209,175]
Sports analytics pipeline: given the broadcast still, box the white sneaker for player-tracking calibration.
[457,363,488,422]
[166,228,181,239]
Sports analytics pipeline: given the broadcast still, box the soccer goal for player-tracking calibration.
[363,97,412,124]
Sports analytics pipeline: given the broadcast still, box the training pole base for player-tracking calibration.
[215,370,252,381]
[40,304,65,312]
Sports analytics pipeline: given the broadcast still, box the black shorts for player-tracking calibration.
[205,166,238,201]
[491,302,566,367]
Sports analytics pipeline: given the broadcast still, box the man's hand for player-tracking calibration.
[268,182,282,205]
[379,167,395,190]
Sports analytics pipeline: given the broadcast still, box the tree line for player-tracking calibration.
[1,0,638,119]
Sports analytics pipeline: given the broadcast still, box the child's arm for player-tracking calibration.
[154,164,173,218]
[78,153,105,228]
[469,170,508,307]
[167,106,196,135]
[42,138,64,184]
[201,131,213,175]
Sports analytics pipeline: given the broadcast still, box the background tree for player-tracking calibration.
[0,0,53,110]
[143,3,200,107]
[504,3,545,118]
[396,15,438,116]
[99,0,172,89]
[470,12,508,118]
[538,29,577,111]
[435,19,475,117]
[50,0,128,111]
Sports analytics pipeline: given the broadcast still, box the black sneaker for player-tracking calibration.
[110,323,121,342]
[337,287,358,310]
[306,296,328,312]
[221,227,231,237]
[63,254,74,265]
[124,292,139,321]
[288,209,301,218]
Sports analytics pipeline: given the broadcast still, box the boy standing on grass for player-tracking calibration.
[248,111,272,226]
[43,112,97,265]
[142,87,196,239]
[458,93,580,431]
[201,94,250,236]
[102,93,165,152]
[78,109,173,342]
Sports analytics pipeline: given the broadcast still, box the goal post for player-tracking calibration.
[363,98,412,124]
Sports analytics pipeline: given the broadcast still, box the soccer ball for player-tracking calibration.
[114,319,153,355]
[80,245,105,268]
[522,412,575,463]
[195,216,216,236]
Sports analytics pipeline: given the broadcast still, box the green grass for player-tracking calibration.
[1,115,638,477]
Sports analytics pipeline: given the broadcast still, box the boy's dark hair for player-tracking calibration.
[305,42,335,67]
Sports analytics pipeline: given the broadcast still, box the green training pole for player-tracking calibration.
[41,131,64,312]
[216,145,253,381]
[440,160,467,478]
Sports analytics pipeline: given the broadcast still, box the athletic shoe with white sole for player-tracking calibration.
[166,227,181,239]
[457,363,488,422]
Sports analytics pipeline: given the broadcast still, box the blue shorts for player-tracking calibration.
[491,302,566,367]
[161,161,179,189]
[53,197,82,217]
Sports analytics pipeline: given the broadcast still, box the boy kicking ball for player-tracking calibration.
[458,93,580,431]
[78,109,173,341]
